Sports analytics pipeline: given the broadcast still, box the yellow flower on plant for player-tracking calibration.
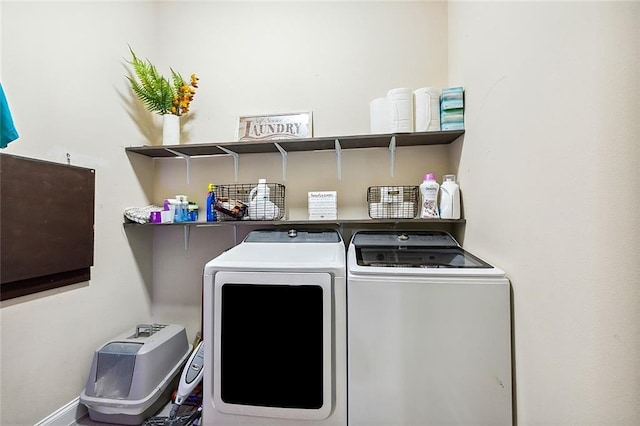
[125,47,199,116]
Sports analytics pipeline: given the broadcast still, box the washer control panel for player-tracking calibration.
[351,231,459,248]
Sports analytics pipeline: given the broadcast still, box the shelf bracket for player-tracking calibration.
[216,146,240,182]
[165,148,192,184]
[274,143,288,181]
[335,139,343,180]
[388,136,397,177]
[183,225,190,251]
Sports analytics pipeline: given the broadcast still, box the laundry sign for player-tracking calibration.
[237,112,312,141]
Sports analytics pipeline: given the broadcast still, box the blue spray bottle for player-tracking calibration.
[206,183,217,222]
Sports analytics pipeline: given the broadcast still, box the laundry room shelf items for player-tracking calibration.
[124,130,467,248]
[367,186,420,219]
[215,182,286,221]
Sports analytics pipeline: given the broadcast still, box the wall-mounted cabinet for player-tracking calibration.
[1,154,95,300]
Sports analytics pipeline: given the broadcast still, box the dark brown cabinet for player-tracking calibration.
[0,153,95,301]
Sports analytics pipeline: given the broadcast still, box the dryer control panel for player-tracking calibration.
[244,229,341,243]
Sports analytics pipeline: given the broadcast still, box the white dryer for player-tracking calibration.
[347,230,512,425]
[202,229,346,425]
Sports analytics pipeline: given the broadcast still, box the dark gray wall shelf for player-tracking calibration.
[125,130,464,158]
[123,218,466,228]
[123,218,466,248]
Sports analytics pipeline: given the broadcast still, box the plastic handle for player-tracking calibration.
[175,341,205,406]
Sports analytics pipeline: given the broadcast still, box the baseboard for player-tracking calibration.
[35,397,88,426]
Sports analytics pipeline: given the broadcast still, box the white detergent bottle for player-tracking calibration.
[419,173,440,219]
[439,174,460,219]
[248,178,271,219]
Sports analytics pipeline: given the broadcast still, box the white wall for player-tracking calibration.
[0,1,449,424]
[0,1,161,424]
[448,1,640,424]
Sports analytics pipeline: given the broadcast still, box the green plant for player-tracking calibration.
[126,47,198,116]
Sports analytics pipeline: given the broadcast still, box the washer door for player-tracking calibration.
[213,271,333,420]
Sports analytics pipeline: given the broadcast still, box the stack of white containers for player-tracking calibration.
[370,88,415,133]
[370,87,445,133]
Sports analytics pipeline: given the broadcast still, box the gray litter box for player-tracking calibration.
[79,323,192,425]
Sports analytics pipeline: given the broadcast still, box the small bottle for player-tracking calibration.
[439,174,460,219]
[174,195,188,222]
[181,195,189,222]
[206,183,217,222]
[170,198,182,222]
[419,173,440,219]
[188,202,199,221]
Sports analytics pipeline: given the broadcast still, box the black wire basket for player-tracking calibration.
[215,183,285,221]
[367,186,418,219]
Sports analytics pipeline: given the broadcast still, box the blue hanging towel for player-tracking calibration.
[1,82,19,148]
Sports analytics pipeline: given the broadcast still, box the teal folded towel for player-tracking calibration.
[1,82,19,148]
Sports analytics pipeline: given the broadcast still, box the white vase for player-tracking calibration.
[162,114,180,146]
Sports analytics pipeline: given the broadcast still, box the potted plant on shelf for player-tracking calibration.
[126,47,199,146]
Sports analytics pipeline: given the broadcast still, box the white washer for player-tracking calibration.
[347,230,513,425]
[203,229,347,425]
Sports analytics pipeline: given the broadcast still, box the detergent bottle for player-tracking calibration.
[248,178,276,220]
[419,173,440,219]
[206,183,217,222]
[439,174,460,219]
[181,195,189,222]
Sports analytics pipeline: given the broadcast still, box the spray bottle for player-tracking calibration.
[439,174,460,219]
[419,173,440,219]
[206,183,217,222]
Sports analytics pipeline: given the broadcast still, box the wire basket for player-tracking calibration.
[215,183,285,221]
[367,186,418,219]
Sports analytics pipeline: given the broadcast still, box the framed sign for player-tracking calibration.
[238,112,313,141]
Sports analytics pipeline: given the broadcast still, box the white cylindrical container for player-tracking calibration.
[419,173,440,219]
[369,97,391,134]
[387,88,414,132]
[413,87,441,132]
[439,174,460,219]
